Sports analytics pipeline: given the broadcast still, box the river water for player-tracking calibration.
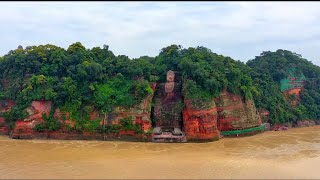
[0,126,320,179]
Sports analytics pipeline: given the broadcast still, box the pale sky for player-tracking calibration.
[1,1,320,65]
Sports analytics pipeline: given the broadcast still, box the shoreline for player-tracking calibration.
[1,123,318,143]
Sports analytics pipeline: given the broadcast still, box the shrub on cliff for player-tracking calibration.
[34,123,46,132]
[120,117,144,134]
[97,124,121,134]
[33,113,61,132]
[84,119,101,133]
[2,106,28,124]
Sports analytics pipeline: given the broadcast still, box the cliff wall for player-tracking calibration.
[10,101,51,138]
[182,98,220,140]
[9,83,156,139]
[218,90,262,131]
[2,83,264,141]
[108,83,156,132]
[182,90,262,140]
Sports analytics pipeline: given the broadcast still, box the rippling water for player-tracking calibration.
[1,126,320,179]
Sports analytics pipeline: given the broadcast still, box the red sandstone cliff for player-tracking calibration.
[284,87,302,106]
[10,101,52,138]
[183,98,220,140]
[183,91,262,140]
[109,83,156,132]
[218,91,262,131]
[9,83,156,139]
[0,117,6,134]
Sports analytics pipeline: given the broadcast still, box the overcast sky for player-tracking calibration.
[1,2,320,65]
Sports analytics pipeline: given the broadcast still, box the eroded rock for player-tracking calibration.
[183,98,220,140]
[218,90,262,131]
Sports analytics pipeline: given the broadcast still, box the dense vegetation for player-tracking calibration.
[0,43,319,132]
[157,45,258,105]
[247,50,320,124]
[0,43,156,132]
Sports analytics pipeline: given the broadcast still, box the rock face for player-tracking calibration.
[53,106,104,130]
[0,117,8,134]
[182,98,220,140]
[182,90,262,140]
[296,119,316,127]
[53,109,74,128]
[284,87,302,106]
[271,123,290,131]
[11,101,52,138]
[9,82,156,139]
[259,109,270,123]
[10,101,107,138]
[24,101,52,122]
[108,83,156,132]
[280,68,306,107]
[218,90,262,131]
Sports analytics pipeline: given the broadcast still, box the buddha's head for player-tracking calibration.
[167,70,175,82]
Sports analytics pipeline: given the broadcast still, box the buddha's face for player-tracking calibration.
[167,70,175,82]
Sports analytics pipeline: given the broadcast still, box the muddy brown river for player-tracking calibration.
[0,126,320,179]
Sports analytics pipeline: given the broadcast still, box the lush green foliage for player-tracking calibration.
[33,113,61,132]
[0,43,156,131]
[300,78,320,120]
[157,46,258,105]
[120,117,144,134]
[93,74,152,113]
[247,50,320,124]
[97,124,121,134]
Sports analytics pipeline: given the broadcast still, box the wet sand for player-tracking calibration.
[0,126,320,179]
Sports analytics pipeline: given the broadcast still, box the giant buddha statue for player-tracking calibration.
[165,70,175,100]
